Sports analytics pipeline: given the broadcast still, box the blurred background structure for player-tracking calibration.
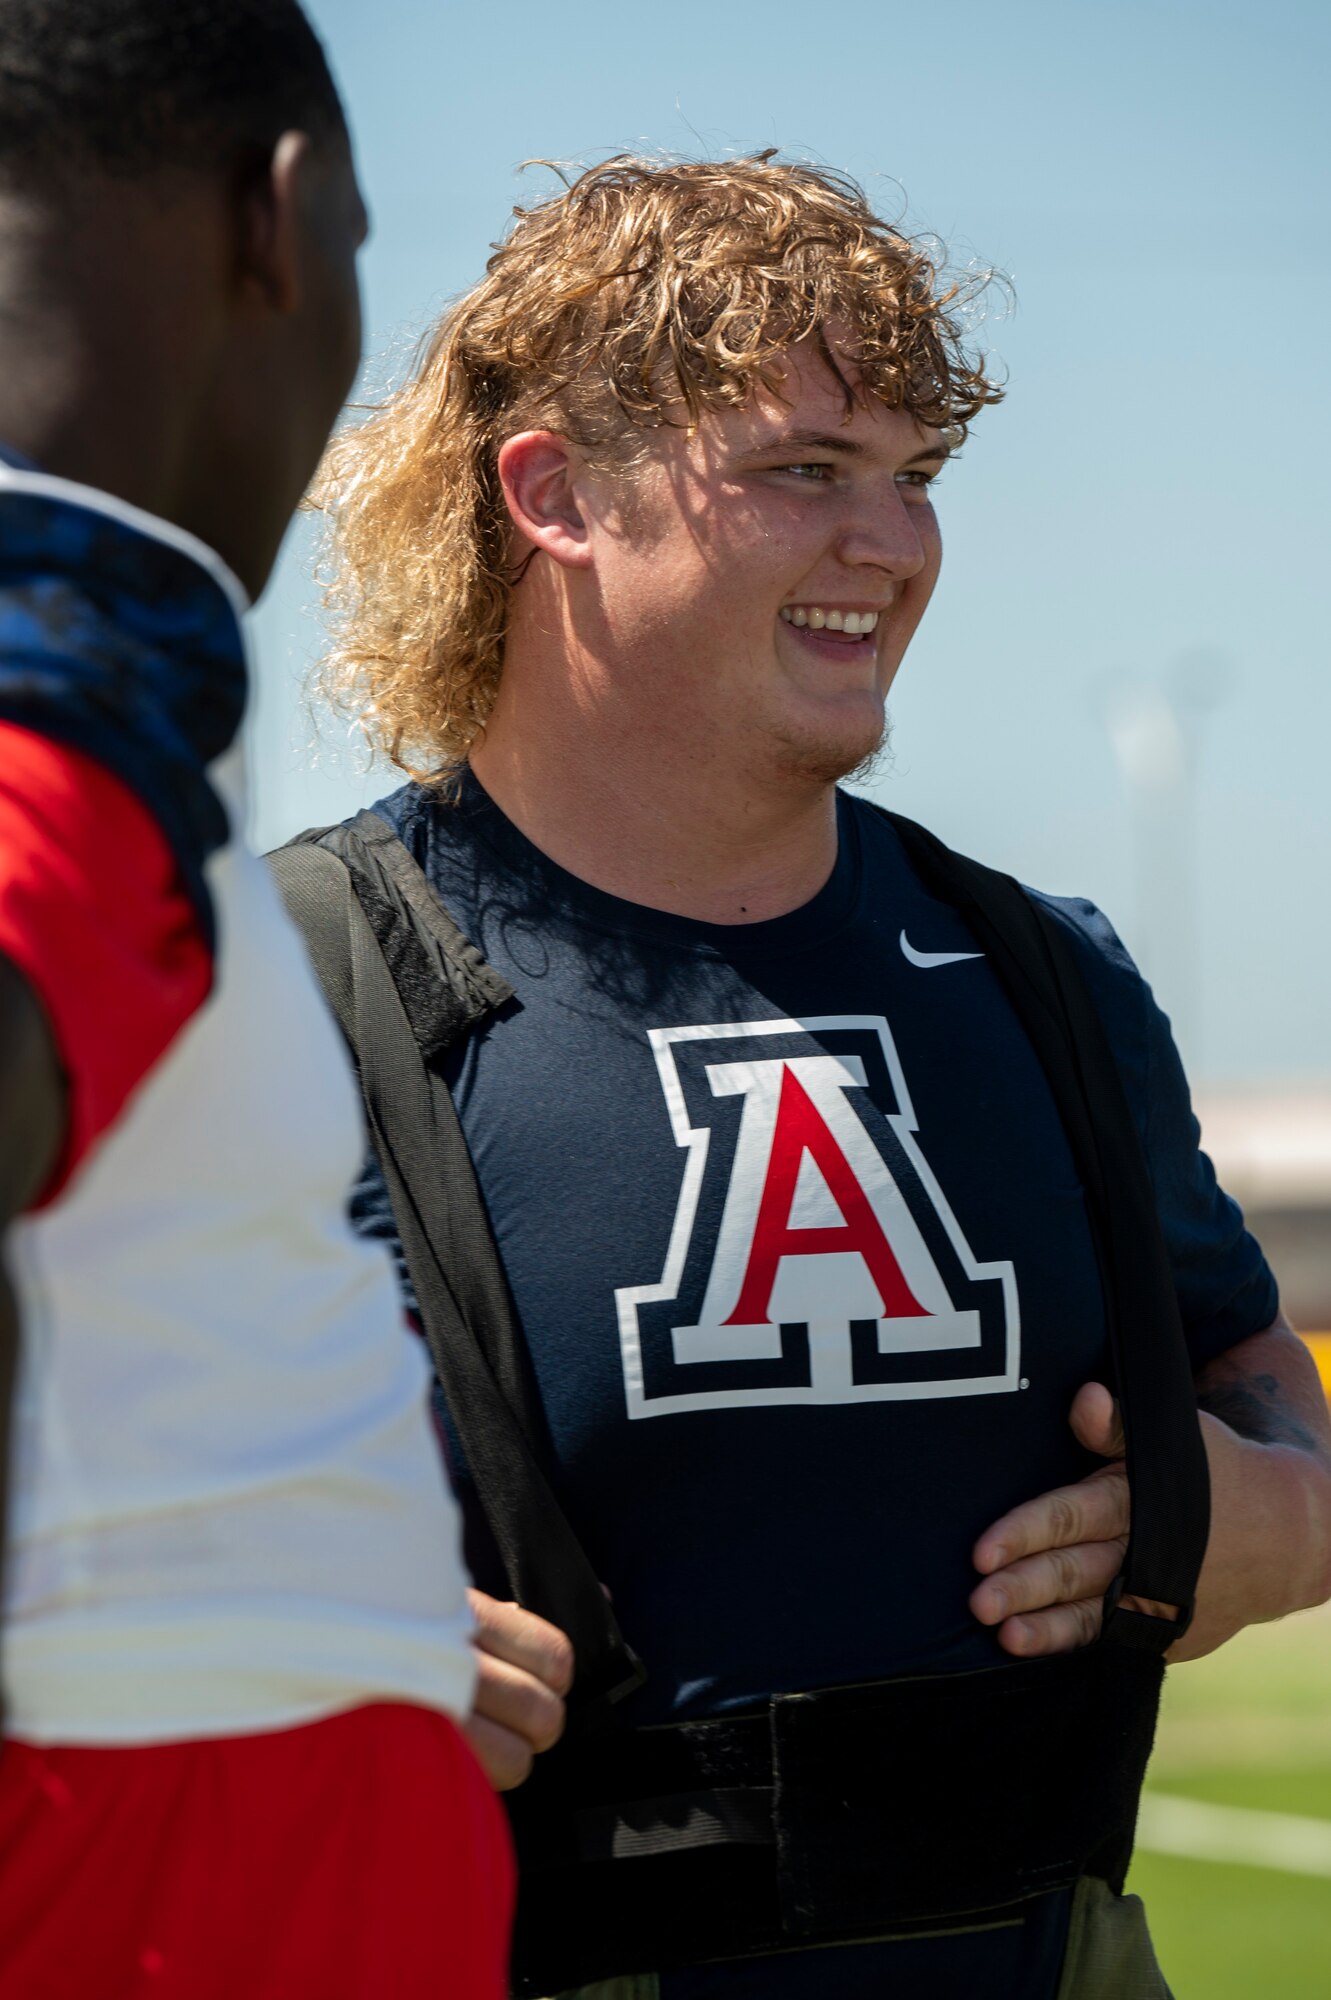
[251,3,1330,1988]
[1196,1088,1331,1334]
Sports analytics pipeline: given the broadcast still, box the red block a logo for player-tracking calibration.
[616,1019,1018,1417]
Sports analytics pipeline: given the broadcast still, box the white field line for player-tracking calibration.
[1137,1791,1331,1879]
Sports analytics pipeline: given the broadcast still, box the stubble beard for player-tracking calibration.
[767,707,894,792]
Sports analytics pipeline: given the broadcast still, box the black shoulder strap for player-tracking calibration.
[268,831,645,1714]
[881,810,1210,1650]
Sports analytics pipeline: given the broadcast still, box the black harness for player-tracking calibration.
[270,808,1209,1997]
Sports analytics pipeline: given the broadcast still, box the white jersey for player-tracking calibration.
[0,468,475,1743]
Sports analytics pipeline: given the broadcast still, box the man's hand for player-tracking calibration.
[464,1589,574,1791]
[970,1320,1331,1662]
[970,1381,1132,1656]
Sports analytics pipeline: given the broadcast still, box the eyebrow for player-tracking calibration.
[748,427,951,465]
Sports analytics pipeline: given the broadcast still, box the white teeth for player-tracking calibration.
[780,606,881,635]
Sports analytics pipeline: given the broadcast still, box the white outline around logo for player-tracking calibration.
[614,1015,1020,1419]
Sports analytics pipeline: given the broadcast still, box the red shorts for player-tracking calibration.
[0,1702,513,1999]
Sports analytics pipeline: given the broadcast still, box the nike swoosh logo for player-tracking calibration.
[899,929,984,970]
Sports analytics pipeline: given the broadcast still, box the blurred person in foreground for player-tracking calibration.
[288,156,1331,1999]
[0,4,521,1994]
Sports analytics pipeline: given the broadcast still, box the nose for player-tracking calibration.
[834,481,933,581]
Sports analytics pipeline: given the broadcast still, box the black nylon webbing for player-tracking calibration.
[270,841,644,1711]
[882,812,1211,1635]
[330,815,550,1453]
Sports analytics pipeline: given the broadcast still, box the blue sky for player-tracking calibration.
[249,0,1331,1084]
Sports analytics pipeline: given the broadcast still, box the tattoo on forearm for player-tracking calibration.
[1196,1372,1321,1453]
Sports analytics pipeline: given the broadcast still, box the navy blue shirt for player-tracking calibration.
[351,771,1276,1997]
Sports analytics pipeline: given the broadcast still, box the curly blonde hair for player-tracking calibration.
[314,152,1005,780]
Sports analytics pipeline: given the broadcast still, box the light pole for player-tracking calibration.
[1098,650,1234,1077]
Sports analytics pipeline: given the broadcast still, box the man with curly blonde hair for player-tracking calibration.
[280,154,1331,2000]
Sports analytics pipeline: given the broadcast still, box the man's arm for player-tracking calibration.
[1178,1315,1331,1657]
[970,1314,1331,1661]
[0,946,64,1229]
[0,951,66,1587]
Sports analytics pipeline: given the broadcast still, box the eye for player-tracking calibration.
[780,461,836,482]
[896,467,944,502]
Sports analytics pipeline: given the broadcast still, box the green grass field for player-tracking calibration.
[1127,1601,1331,1997]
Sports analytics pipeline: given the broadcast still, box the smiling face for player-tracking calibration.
[573,336,948,791]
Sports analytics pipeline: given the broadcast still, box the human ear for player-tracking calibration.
[497,431,593,569]
[235,129,310,316]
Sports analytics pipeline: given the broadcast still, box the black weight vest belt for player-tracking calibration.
[270,807,1210,1997]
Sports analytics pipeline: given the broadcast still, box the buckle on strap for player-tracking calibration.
[1099,1573,1194,1653]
